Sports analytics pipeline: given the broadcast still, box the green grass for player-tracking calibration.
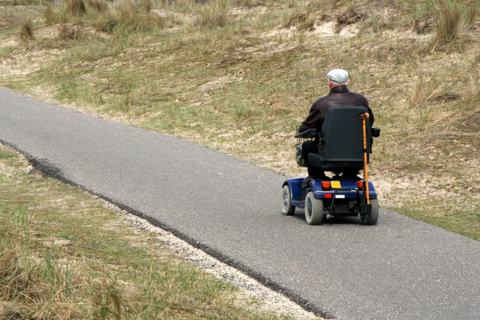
[0,145,298,319]
[393,200,480,241]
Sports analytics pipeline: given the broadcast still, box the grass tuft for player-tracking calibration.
[95,6,167,34]
[58,23,77,39]
[87,0,107,13]
[425,0,479,53]
[19,19,34,41]
[140,0,152,14]
[335,8,364,32]
[430,0,462,50]
[195,0,231,28]
[44,4,57,24]
[284,11,316,31]
[64,0,87,16]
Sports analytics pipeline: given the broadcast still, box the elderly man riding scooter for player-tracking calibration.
[299,69,374,184]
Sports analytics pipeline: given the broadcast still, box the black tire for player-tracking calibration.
[361,199,379,225]
[281,185,295,216]
[305,191,323,225]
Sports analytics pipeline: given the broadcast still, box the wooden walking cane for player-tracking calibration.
[361,113,370,211]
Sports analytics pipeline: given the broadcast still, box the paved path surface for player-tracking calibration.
[1,87,479,320]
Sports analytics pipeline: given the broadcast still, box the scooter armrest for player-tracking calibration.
[295,129,318,139]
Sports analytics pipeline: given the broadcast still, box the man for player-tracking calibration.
[299,69,374,180]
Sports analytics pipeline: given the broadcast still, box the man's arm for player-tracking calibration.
[364,101,374,128]
[368,106,374,128]
[358,94,374,127]
[299,104,325,132]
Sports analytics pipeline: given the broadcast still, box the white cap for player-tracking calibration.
[327,69,349,84]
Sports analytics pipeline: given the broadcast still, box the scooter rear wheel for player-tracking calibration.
[361,199,379,225]
[305,191,323,225]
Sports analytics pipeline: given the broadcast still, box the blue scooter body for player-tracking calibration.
[284,177,377,210]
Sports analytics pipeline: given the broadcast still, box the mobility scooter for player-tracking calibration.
[281,106,381,225]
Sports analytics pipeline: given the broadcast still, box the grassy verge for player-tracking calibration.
[0,145,302,318]
[0,0,479,243]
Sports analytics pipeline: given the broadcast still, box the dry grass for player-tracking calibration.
[45,0,170,33]
[0,0,42,5]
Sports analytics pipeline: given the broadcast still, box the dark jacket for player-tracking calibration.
[299,86,374,132]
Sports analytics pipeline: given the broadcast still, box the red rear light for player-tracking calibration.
[321,181,331,190]
[325,194,332,199]
[357,181,364,190]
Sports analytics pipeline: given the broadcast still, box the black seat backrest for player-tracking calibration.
[309,106,371,172]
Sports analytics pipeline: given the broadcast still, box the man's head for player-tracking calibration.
[327,69,349,88]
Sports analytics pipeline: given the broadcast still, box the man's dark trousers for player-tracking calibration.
[302,140,327,179]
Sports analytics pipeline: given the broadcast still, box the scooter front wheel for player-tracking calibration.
[281,185,295,216]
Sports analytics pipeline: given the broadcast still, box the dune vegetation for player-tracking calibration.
[0,0,479,317]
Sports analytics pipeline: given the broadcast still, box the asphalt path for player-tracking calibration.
[1,86,479,320]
